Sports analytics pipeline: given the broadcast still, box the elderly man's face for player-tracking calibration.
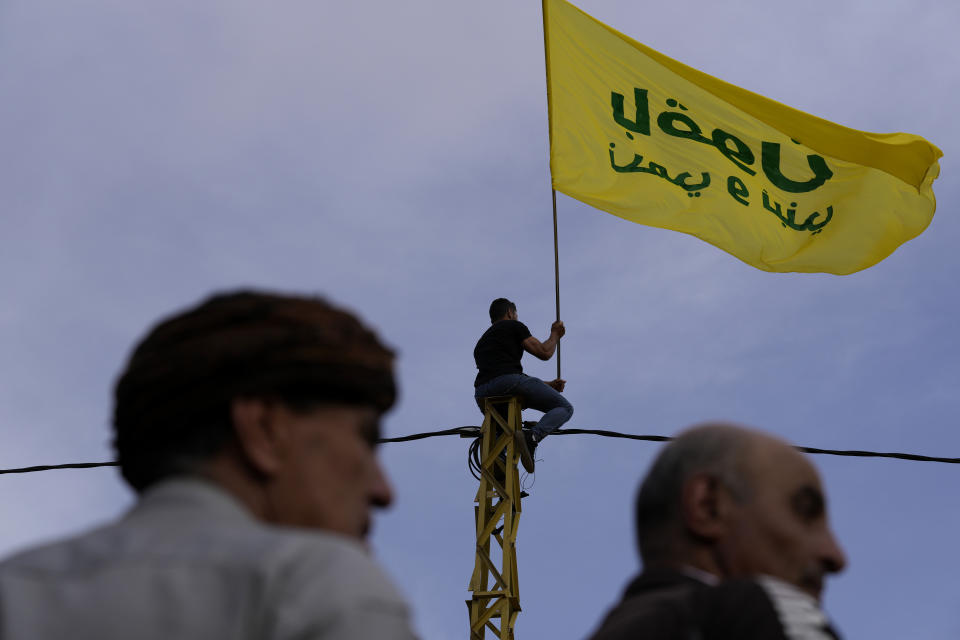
[265,404,393,540]
[722,437,847,601]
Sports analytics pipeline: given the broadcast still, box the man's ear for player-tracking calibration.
[681,472,732,541]
[230,398,287,477]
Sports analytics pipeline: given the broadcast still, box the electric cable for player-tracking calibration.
[2,425,958,476]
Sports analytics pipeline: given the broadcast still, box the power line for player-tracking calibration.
[553,428,960,464]
[0,462,119,475]
[396,426,960,463]
[1,426,958,476]
[380,427,473,443]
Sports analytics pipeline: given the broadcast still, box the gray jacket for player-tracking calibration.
[0,478,417,640]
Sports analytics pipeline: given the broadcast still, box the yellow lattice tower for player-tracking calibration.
[467,395,524,640]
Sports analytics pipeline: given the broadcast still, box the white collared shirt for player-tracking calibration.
[757,576,838,640]
[0,478,417,640]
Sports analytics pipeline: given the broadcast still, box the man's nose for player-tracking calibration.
[370,459,394,508]
[820,526,847,574]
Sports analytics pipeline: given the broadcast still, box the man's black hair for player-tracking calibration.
[489,298,516,323]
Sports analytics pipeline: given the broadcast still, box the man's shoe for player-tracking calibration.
[514,429,537,473]
[525,430,539,456]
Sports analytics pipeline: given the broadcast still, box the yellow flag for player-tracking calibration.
[544,0,942,274]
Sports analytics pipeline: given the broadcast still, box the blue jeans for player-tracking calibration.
[474,373,573,441]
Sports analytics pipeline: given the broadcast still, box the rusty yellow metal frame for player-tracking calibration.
[467,396,524,640]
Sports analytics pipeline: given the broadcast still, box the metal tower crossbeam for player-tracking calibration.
[467,396,524,640]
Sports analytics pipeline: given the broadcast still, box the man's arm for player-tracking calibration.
[521,320,565,361]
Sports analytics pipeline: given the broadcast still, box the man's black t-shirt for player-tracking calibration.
[473,320,532,387]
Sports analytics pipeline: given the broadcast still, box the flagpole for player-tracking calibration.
[552,188,561,380]
[543,0,561,381]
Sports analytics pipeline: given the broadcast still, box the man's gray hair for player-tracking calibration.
[634,424,753,564]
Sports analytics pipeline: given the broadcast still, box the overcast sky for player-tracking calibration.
[1,0,957,638]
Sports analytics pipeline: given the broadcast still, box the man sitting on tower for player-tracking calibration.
[473,297,573,473]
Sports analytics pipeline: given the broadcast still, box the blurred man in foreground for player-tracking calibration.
[588,423,847,639]
[0,290,418,639]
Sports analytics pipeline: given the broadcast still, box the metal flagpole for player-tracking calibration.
[544,0,561,382]
[552,188,561,380]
